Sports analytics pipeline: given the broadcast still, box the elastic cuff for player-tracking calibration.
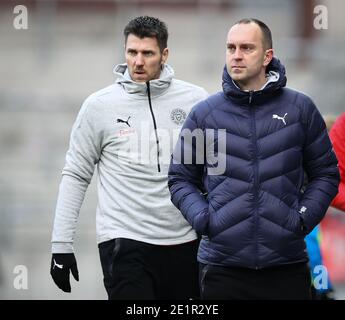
[51,242,74,253]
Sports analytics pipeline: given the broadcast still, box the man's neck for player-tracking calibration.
[237,74,268,92]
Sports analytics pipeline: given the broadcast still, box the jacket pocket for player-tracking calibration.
[286,208,307,237]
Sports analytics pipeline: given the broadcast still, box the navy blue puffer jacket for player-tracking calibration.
[168,58,340,269]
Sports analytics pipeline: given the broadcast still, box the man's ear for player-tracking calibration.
[263,49,274,67]
[161,48,169,65]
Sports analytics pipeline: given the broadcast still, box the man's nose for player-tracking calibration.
[135,54,144,66]
[233,47,243,60]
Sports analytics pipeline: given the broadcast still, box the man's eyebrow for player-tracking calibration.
[227,42,256,46]
[126,48,155,54]
[240,43,256,48]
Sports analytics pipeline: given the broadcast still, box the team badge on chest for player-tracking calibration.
[170,108,187,125]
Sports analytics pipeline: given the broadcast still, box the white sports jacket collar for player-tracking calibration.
[113,63,174,97]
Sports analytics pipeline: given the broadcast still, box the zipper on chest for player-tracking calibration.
[146,82,161,173]
[249,91,259,268]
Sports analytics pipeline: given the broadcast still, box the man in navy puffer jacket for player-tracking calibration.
[168,18,340,300]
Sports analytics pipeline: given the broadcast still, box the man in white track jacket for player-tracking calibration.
[50,16,208,299]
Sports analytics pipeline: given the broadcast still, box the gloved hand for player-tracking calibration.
[50,253,79,292]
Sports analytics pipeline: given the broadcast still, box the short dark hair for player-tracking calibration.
[124,16,168,53]
[235,18,273,50]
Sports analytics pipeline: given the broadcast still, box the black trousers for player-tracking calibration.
[199,262,312,300]
[98,238,199,300]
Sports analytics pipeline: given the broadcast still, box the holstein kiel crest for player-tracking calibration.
[170,108,187,125]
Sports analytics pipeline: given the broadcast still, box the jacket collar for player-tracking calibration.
[222,57,287,105]
[114,63,174,97]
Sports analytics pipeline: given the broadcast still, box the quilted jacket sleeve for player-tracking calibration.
[299,99,340,232]
[329,113,345,211]
[168,106,209,235]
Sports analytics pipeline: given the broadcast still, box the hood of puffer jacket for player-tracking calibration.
[113,63,174,98]
[222,57,287,105]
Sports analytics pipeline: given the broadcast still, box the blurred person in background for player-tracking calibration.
[330,113,345,212]
[305,115,337,300]
[50,16,208,299]
[319,113,345,290]
[168,18,340,300]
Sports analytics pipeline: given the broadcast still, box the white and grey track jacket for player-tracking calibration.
[51,64,208,253]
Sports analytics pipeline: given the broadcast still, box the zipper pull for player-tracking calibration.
[249,91,254,104]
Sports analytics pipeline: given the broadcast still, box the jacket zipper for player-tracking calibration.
[249,90,259,269]
[146,82,161,172]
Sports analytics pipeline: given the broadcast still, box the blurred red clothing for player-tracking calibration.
[330,113,345,211]
[320,208,345,283]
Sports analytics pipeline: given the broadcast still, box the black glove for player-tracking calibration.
[50,253,79,292]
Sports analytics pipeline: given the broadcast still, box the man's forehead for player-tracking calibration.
[227,23,262,43]
[125,34,159,48]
